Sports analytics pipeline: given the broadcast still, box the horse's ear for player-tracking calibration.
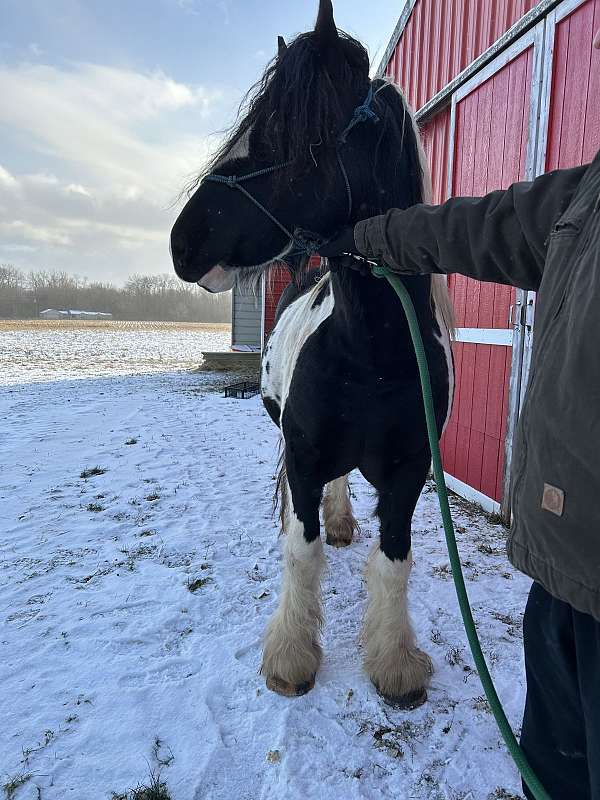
[277,35,287,57]
[314,0,339,46]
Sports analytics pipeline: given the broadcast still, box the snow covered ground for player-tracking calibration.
[0,322,231,384]
[1,367,530,800]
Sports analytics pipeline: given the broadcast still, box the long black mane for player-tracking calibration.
[188,30,424,219]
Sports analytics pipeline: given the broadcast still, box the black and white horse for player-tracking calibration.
[171,0,454,709]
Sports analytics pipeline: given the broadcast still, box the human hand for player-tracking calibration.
[318,226,373,276]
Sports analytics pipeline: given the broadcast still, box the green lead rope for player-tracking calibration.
[372,264,550,800]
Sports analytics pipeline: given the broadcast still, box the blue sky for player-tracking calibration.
[0,0,402,284]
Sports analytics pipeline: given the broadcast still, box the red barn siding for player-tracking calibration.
[386,0,537,110]
[262,256,322,344]
[441,46,533,502]
[419,107,452,204]
[263,265,291,341]
[546,0,600,170]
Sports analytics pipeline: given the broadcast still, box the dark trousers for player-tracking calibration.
[521,582,600,800]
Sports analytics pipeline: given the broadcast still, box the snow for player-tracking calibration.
[1,323,231,385]
[1,367,530,800]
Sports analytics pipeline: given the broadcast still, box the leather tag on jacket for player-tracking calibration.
[541,483,565,516]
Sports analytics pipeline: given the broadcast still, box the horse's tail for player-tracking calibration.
[431,274,456,339]
[273,440,288,533]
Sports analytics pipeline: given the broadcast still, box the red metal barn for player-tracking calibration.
[380,0,600,519]
[242,0,599,518]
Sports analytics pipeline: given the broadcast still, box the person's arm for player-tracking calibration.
[352,165,588,292]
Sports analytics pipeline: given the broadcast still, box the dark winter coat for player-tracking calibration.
[354,152,600,621]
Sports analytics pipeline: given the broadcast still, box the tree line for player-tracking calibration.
[0,265,232,323]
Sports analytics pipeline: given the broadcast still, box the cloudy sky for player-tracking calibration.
[0,0,402,285]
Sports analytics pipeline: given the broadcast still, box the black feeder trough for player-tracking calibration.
[224,381,260,399]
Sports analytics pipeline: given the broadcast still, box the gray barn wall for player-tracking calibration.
[231,283,263,349]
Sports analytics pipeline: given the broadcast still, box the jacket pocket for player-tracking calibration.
[549,219,582,238]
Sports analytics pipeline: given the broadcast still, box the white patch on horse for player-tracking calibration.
[261,273,334,409]
[261,485,325,686]
[362,544,432,699]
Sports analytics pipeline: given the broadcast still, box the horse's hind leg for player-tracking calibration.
[323,475,358,548]
[362,452,432,710]
[261,447,325,697]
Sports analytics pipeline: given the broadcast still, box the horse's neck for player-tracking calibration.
[329,270,433,342]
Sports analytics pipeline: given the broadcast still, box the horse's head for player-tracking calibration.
[171,0,425,292]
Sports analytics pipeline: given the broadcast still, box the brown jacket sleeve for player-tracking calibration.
[354,165,589,292]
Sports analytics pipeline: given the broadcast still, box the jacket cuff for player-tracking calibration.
[354,215,386,259]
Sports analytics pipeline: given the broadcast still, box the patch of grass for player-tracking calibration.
[80,466,107,479]
[445,646,464,667]
[357,716,433,761]
[111,774,171,800]
[492,611,518,626]
[111,770,171,800]
[86,502,105,513]
[21,729,55,762]
[372,726,405,759]
[430,628,443,644]
[187,576,213,593]
[477,542,505,556]
[489,790,522,800]
[485,511,507,528]
[432,563,452,580]
[472,695,492,713]
[3,774,31,799]
[152,738,174,768]
[125,438,138,445]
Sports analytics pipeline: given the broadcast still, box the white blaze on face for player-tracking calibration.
[198,265,236,293]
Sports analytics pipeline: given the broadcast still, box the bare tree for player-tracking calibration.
[0,265,232,322]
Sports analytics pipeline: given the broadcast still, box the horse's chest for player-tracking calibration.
[261,278,334,408]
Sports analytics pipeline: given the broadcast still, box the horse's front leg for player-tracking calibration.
[362,452,432,709]
[261,444,325,697]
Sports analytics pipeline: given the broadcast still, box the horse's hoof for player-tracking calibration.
[266,674,315,697]
[325,534,352,548]
[376,685,428,710]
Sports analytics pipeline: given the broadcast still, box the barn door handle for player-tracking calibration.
[508,300,523,329]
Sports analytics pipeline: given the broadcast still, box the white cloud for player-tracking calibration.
[3,220,72,247]
[65,183,92,197]
[0,61,226,282]
[0,62,219,198]
[178,0,231,24]
[0,165,18,188]
[28,42,44,58]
